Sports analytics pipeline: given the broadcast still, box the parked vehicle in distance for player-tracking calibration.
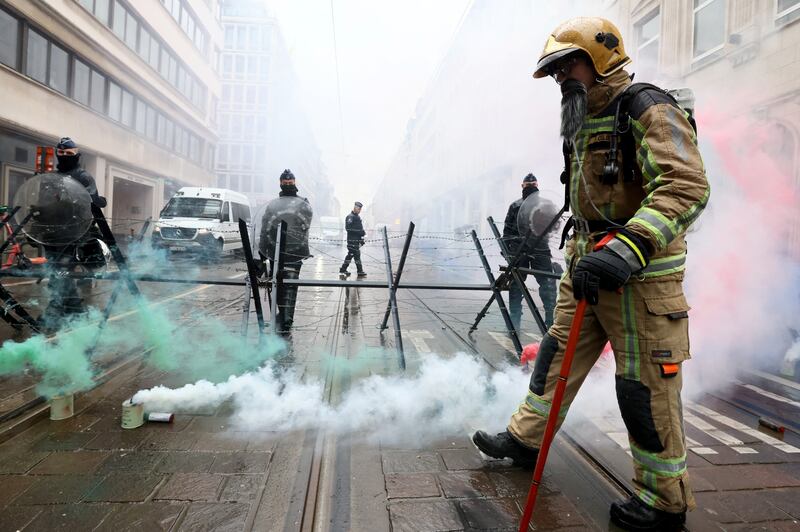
[152,187,251,259]
[319,216,343,243]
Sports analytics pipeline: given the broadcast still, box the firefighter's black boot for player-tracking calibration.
[609,496,685,531]
[472,430,538,468]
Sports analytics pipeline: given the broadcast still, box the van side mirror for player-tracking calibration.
[221,212,230,222]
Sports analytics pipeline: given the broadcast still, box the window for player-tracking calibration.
[121,89,134,127]
[49,42,69,94]
[777,0,800,25]
[225,26,234,48]
[73,58,91,105]
[159,47,169,78]
[25,30,48,83]
[165,119,174,149]
[89,70,105,112]
[134,98,146,134]
[93,0,110,25]
[112,1,126,39]
[149,39,159,70]
[236,26,247,49]
[635,9,660,80]
[138,27,150,60]
[157,113,166,145]
[229,174,239,190]
[79,0,93,10]
[693,0,726,59]
[146,105,157,139]
[0,9,19,68]
[124,11,137,49]
[108,81,122,121]
[190,135,200,161]
[248,27,259,50]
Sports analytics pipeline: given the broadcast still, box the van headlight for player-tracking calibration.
[153,226,161,232]
[197,228,210,234]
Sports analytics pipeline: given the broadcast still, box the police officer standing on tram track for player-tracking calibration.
[259,169,313,335]
[339,201,366,278]
[39,137,109,327]
[473,17,709,531]
[503,173,557,330]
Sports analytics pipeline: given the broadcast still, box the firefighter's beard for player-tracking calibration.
[560,79,588,145]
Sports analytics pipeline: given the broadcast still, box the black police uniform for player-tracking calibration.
[503,188,557,329]
[339,211,365,275]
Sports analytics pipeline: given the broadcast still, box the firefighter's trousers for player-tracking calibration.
[508,248,695,514]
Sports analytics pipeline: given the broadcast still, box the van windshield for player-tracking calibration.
[161,197,222,219]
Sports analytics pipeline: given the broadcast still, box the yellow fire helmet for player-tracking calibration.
[533,17,631,79]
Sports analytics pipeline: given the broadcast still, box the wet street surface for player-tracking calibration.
[0,239,799,531]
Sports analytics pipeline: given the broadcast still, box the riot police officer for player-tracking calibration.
[259,169,313,335]
[503,173,557,330]
[339,202,366,278]
[39,137,108,327]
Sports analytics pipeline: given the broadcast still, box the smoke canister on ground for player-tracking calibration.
[121,399,144,429]
[50,394,74,420]
[145,412,174,423]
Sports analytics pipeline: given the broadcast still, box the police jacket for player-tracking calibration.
[345,212,365,243]
[503,189,551,258]
[566,69,709,279]
[60,166,107,208]
[259,192,313,262]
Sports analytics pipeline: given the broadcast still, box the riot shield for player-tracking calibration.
[516,191,560,252]
[12,172,94,246]
[258,196,313,262]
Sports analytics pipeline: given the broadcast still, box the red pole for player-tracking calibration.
[518,298,587,531]
[518,232,614,531]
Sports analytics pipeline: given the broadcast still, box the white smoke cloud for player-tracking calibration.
[134,352,533,445]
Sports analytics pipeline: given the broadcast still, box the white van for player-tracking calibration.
[319,216,343,242]
[153,187,251,257]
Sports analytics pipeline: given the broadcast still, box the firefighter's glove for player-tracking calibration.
[494,273,511,291]
[572,230,649,304]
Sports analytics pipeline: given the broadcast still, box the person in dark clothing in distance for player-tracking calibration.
[503,173,557,330]
[339,202,366,278]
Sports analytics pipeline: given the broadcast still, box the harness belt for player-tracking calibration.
[560,216,629,249]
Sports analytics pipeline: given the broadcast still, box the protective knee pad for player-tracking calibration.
[615,377,664,453]
[529,333,559,395]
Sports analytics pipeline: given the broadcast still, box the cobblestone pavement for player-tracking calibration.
[0,247,798,530]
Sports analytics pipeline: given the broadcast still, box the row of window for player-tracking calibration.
[217,173,267,194]
[0,7,205,165]
[77,0,206,112]
[216,143,262,172]
[220,53,271,81]
[635,0,800,78]
[161,0,207,55]
[219,83,270,111]
[218,113,269,140]
[224,23,272,52]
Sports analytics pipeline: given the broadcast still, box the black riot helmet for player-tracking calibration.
[280,169,295,182]
[56,136,81,172]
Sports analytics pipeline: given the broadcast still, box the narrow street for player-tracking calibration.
[0,237,797,531]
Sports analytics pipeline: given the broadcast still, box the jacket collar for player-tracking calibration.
[587,69,631,116]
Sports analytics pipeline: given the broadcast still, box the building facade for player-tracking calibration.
[216,0,336,216]
[613,0,800,254]
[0,0,221,236]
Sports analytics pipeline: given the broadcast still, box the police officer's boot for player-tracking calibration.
[609,496,686,531]
[472,430,539,468]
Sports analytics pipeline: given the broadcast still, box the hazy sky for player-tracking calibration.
[264,0,472,212]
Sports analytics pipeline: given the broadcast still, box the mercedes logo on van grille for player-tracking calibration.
[176,228,183,238]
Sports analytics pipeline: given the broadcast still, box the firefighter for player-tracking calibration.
[339,202,366,278]
[259,169,313,335]
[472,17,709,531]
[503,173,557,330]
